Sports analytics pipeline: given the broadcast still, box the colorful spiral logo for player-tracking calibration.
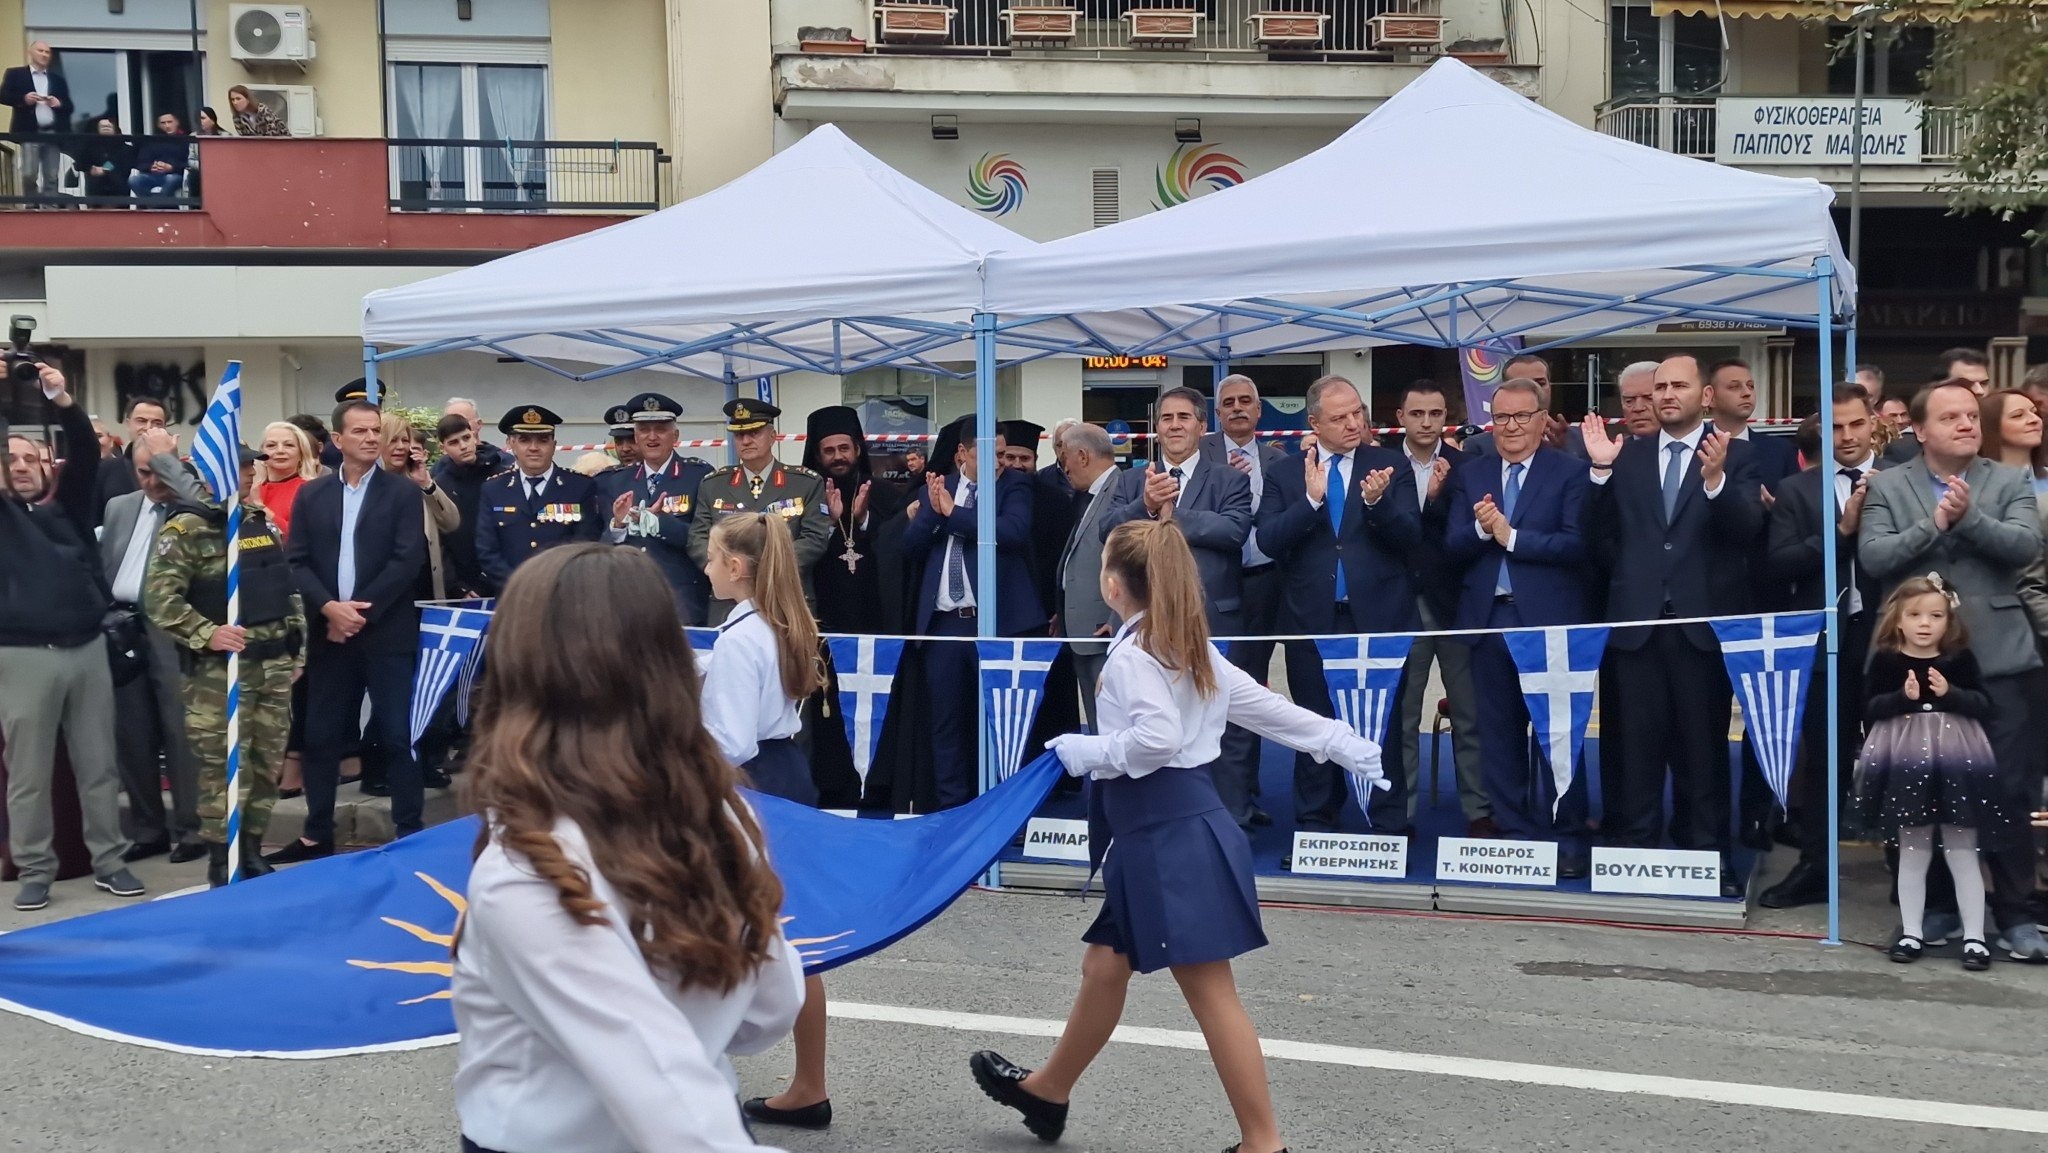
[1153,144,1247,209]
[967,153,1028,217]
[1464,346,1505,384]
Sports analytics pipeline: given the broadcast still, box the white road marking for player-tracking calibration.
[829,1000,2048,1134]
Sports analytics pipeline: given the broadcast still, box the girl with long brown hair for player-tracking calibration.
[452,544,805,1153]
[972,520,1385,1153]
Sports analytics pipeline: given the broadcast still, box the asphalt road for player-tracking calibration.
[2,872,2045,1153]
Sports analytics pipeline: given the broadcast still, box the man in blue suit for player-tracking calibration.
[1257,375,1421,841]
[1445,380,1594,874]
[1099,386,1252,633]
[904,413,1045,808]
[597,391,714,624]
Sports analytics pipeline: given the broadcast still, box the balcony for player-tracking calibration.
[852,0,1443,58]
[0,134,665,254]
[1593,95,1967,185]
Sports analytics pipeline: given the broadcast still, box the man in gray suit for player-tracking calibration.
[1098,386,1253,632]
[1055,422,1121,730]
[1205,374,1290,829]
[1860,379,2048,961]
[99,428,209,864]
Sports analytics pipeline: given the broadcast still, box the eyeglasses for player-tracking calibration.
[1493,410,1543,428]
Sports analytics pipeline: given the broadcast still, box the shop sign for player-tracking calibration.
[1714,97,1922,166]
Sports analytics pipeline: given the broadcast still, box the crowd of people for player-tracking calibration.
[4,40,290,208]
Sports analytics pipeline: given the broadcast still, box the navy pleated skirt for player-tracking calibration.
[1082,763,1267,974]
[744,737,818,807]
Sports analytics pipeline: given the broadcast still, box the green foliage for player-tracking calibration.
[389,405,446,462]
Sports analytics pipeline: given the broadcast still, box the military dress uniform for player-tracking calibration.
[686,399,834,625]
[474,405,603,588]
[144,483,305,886]
[597,391,715,624]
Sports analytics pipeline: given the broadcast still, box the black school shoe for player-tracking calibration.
[1961,939,1992,972]
[970,1050,1067,1142]
[740,1097,832,1130]
[1887,933,1923,963]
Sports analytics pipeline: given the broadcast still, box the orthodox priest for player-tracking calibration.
[802,405,908,636]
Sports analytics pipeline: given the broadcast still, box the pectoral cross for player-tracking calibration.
[841,539,863,573]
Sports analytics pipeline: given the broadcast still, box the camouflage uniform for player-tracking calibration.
[144,498,304,852]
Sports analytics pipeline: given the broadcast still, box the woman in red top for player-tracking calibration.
[255,420,321,541]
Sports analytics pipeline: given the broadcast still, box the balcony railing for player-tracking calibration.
[862,0,1446,58]
[388,138,667,213]
[1593,95,1966,164]
[0,131,206,209]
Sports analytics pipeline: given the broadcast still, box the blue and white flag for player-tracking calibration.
[191,361,249,879]
[1313,634,1415,813]
[686,627,720,655]
[0,754,1062,1057]
[188,361,242,503]
[1503,625,1611,816]
[978,639,1062,782]
[449,598,495,726]
[409,605,492,752]
[827,635,903,785]
[1711,612,1826,808]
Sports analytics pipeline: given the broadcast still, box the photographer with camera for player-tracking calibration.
[0,360,145,911]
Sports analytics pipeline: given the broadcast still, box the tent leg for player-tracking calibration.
[973,312,1000,889]
[723,366,739,468]
[1816,260,1842,949]
[362,346,380,406]
[1211,341,1231,434]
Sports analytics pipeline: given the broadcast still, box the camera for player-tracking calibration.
[4,315,43,385]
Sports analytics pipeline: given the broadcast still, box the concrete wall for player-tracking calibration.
[667,0,773,199]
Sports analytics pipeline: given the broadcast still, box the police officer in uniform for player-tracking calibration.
[475,404,603,588]
[603,404,642,470]
[599,391,715,624]
[144,445,305,887]
[687,398,833,625]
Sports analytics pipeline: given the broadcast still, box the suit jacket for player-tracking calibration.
[1766,462,1884,617]
[596,455,714,624]
[1397,441,1470,624]
[474,468,603,590]
[1737,429,1802,489]
[1200,431,1289,564]
[1255,443,1422,634]
[1443,446,1592,629]
[1098,456,1253,624]
[0,66,70,135]
[903,468,1044,636]
[1028,463,1076,614]
[1859,456,2042,678]
[97,452,207,595]
[287,466,428,654]
[1881,431,1922,466]
[1057,472,1119,654]
[1586,431,1767,651]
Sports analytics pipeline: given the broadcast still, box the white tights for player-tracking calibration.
[1896,825,1985,943]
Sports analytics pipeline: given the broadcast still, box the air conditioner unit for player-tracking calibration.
[243,84,319,136]
[229,5,315,63]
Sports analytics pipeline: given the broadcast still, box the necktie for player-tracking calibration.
[526,477,541,502]
[1498,462,1524,597]
[945,482,971,606]
[1661,442,1686,521]
[1841,467,1864,614]
[1168,465,1184,505]
[1327,454,1346,598]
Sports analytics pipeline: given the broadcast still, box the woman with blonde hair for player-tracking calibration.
[255,420,321,541]
[379,413,460,601]
[454,544,805,1153]
[971,519,1384,1153]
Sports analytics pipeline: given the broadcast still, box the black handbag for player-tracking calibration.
[103,608,147,686]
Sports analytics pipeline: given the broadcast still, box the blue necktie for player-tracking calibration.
[1327,454,1346,599]
[1661,442,1686,521]
[944,480,972,606]
[1497,461,1523,597]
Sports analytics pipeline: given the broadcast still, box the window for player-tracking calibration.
[388,53,548,209]
[1826,24,1934,96]
[48,44,201,135]
[1608,5,1722,97]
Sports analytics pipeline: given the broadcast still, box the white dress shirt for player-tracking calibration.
[453,816,806,1153]
[1049,615,1383,785]
[518,467,556,500]
[337,465,374,601]
[935,477,977,612]
[1404,440,1440,513]
[697,600,804,766]
[1834,453,1877,616]
[29,68,52,128]
[112,499,170,605]
[1158,449,1200,507]
[1219,435,1271,566]
[1588,423,1724,498]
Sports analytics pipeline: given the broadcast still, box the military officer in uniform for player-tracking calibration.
[144,445,305,887]
[688,398,834,625]
[603,404,642,469]
[476,404,603,588]
[599,391,716,624]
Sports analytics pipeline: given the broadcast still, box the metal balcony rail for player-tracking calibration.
[0,130,206,209]
[388,138,667,213]
[1592,95,1967,163]
[868,0,1438,58]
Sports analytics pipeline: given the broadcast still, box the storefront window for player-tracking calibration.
[1825,24,1934,97]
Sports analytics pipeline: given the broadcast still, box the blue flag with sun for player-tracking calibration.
[0,754,1061,1057]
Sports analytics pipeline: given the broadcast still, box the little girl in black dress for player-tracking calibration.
[1852,574,2014,971]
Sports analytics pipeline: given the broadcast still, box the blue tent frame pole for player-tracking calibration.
[722,362,740,468]
[1211,340,1232,433]
[362,345,380,405]
[973,312,1000,887]
[1816,258,1842,948]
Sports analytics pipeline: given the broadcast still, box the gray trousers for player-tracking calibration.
[21,141,60,197]
[1396,599,1487,822]
[113,622,200,844]
[0,641,129,883]
[1071,647,1107,733]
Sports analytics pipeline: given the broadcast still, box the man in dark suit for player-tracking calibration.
[475,405,603,590]
[271,401,426,862]
[1758,382,1885,909]
[903,413,1044,809]
[1446,380,1595,872]
[1098,386,1252,632]
[1206,374,1289,829]
[1257,375,1421,840]
[428,414,495,597]
[0,42,70,200]
[1055,422,1122,730]
[1580,354,1766,897]
[598,391,714,624]
[1708,359,1800,489]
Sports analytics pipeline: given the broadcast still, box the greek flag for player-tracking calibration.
[409,606,491,752]
[827,635,903,785]
[188,361,242,503]
[686,627,720,655]
[1711,612,1825,808]
[1502,625,1610,816]
[1313,634,1415,812]
[978,639,1061,781]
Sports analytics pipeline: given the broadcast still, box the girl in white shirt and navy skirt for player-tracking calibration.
[698,512,841,1132]
[971,519,1384,1153]
[451,543,806,1153]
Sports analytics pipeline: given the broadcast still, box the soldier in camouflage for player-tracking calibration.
[144,445,305,887]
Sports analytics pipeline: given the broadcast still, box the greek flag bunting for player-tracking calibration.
[409,606,492,752]
[1710,612,1826,809]
[1313,634,1415,814]
[827,636,903,785]
[978,639,1062,781]
[1502,625,1611,816]
[450,598,495,725]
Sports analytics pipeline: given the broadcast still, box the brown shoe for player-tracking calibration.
[1466,816,1502,838]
